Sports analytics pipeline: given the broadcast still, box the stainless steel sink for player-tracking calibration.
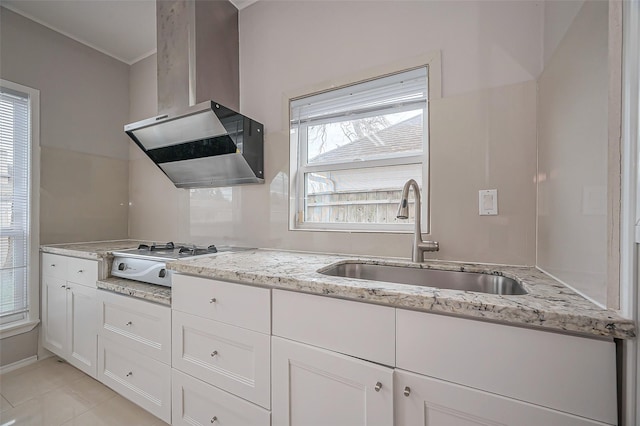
[319,262,527,295]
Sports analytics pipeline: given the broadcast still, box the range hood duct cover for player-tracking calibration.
[124,0,264,188]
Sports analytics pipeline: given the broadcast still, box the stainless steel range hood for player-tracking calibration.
[124,0,264,188]
[125,101,264,187]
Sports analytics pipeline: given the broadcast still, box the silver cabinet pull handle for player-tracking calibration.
[374,382,382,392]
[126,371,133,377]
[211,350,218,357]
[210,417,218,423]
[209,298,216,303]
[77,269,83,273]
[403,386,411,397]
[125,321,132,326]
[66,286,71,290]
[60,285,66,289]
[51,264,56,267]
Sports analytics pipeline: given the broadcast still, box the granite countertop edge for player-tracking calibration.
[40,240,148,259]
[97,277,171,307]
[166,249,636,340]
[39,243,635,340]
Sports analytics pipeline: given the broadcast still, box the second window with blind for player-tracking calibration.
[290,66,429,232]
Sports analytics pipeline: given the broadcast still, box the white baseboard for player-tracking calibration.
[0,355,38,374]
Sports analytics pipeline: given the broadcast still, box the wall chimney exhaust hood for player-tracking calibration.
[125,101,263,188]
[124,0,264,188]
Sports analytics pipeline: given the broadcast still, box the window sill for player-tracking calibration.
[0,319,40,339]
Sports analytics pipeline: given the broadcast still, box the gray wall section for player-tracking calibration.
[0,6,130,246]
[0,329,38,367]
[0,7,130,160]
[0,7,131,365]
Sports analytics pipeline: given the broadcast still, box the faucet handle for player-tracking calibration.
[418,240,439,252]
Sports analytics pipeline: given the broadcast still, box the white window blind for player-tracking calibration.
[0,86,30,324]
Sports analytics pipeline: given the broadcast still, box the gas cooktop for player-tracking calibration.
[112,242,247,261]
[110,242,251,287]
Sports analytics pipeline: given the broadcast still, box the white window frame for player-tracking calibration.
[0,79,40,339]
[288,54,441,233]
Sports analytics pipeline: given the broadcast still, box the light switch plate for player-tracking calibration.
[479,189,498,215]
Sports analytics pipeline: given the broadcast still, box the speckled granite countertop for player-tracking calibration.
[97,277,171,306]
[168,249,635,340]
[40,240,147,260]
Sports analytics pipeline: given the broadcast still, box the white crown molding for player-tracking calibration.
[130,48,158,65]
[230,0,260,10]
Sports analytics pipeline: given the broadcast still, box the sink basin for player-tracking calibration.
[319,262,527,295]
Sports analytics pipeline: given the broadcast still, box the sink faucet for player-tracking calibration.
[396,179,439,262]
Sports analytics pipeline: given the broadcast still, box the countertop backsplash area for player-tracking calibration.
[40,243,635,340]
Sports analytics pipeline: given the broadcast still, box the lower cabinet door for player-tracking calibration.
[98,336,171,423]
[67,284,97,378]
[42,276,67,357]
[172,369,270,426]
[394,369,613,426]
[272,336,393,426]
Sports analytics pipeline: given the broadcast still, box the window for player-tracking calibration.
[290,67,429,232]
[0,80,39,334]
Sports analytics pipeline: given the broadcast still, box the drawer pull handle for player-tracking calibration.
[66,286,71,291]
[209,298,217,303]
[403,386,411,397]
[211,350,218,357]
[51,264,56,267]
[210,416,218,423]
[126,371,133,377]
[60,285,66,289]
[77,269,84,273]
[374,382,382,392]
[125,321,132,326]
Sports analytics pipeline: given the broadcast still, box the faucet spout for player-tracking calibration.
[396,179,439,262]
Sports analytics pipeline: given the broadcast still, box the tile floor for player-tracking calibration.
[0,356,169,426]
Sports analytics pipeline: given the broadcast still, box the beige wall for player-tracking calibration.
[537,1,609,306]
[0,7,130,245]
[0,7,130,366]
[128,1,539,265]
[542,0,585,67]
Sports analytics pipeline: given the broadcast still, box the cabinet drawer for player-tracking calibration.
[273,290,396,366]
[67,257,98,287]
[42,253,68,279]
[172,369,270,426]
[172,310,271,409]
[172,274,270,334]
[98,336,171,423]
[98,290,171,364]
[396,309,617,425]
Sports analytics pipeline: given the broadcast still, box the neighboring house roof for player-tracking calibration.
[309,114,423,164]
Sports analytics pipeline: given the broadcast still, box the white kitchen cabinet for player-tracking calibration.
[172,310,271,409]
[41,254,99,378]
[272,289,395,366]
[98,290,171,364]
[96,290,172,422]
[172,273,271,334]
[172,369,270,426]
[98,336,171,423]
[67,283,97,376]
[171,273,273,419]
[42,275,67,354]
[272,336,394,426]
[396,308,617,425]
[394,369,611,426]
